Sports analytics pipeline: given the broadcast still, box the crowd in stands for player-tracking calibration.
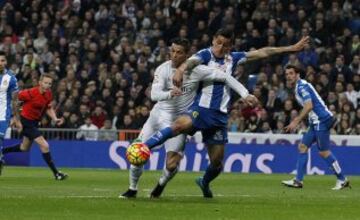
[0,0,359,140]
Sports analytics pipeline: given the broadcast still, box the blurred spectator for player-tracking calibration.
[76,116,99,141]
[0,0,357,136]
[91,106,107,129]
[98,119,117,141]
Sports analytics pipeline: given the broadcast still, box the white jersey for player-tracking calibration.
[151,60,227,115]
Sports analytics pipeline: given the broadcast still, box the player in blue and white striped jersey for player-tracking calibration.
[143,29,309,198]
[282,64,350,190]
[0,51,22,175]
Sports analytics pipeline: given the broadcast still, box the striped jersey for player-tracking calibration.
[192,48,247,113]
[295,79,332,125]
[0,69,19,121]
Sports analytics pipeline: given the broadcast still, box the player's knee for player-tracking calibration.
[40,143,50,151]
[172,116,192,134]
[20,145,29,152]
[210,159,223,169]
[298,144,308,153]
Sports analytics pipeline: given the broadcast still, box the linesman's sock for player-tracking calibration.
[42,152,59,175]
[3,144,22,154]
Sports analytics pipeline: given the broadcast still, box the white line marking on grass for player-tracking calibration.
[49,195,113,199]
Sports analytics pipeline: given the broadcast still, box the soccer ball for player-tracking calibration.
[126,143,151,166]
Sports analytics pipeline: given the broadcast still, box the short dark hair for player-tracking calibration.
[0,51,6,57]
[171,37,190,53]
[214,28,234,40]
[285,64,301,74]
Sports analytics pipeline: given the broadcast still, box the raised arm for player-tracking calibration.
[246,36,310,62]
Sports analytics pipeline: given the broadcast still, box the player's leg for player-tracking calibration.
[196,126,227,198]
[150,151,182,198]
[120,114,158,198]
[196,143,224,198]
[0,120,10,175]
[282,127,315,188]
[145,115,193,149]
[0,135,4,175]
[34,136,67,180]
[3,136,32,154]
[150,134,185,198]
[316,130,350,190]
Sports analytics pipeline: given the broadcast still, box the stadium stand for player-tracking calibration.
[0,0,359,138]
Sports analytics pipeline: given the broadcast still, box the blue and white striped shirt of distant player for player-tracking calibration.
[295,79,332,129]
[0,69,18,122]
[191,48,247,113]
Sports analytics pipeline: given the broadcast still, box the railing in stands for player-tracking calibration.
[8,128,141,141]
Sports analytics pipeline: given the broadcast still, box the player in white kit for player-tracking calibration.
[120,38,254,198]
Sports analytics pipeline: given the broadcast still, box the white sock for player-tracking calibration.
[129,164,143,190]
[159,167,178,186]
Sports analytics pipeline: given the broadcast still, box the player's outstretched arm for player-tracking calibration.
[246,36,310,61]
[285,100,313,132]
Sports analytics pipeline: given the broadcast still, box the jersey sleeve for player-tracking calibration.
[191,49,211,64]
[191,65,226,82]
[297,85,312,103]
[18,89,32,101]
[150,65,172,101]
[231,52,247,65]
[8,75,19,94]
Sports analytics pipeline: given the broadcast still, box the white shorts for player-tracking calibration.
[138,108,186,155]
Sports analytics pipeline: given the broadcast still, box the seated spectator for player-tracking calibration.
[76,116,99,141]
[98,119,118,141]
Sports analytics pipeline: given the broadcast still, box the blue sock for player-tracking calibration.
[145,127,174,149]
[324,153,345,181]
[296,152,308,181]
[202,164,222,187]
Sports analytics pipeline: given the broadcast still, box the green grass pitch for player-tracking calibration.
[0,167,359,220]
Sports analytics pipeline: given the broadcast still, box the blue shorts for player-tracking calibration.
[302,117,336,151]
[21,117,42,140]
[0,120,10,138]
[185,105,228,145]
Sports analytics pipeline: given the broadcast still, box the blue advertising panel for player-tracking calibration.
[6,140,356,175]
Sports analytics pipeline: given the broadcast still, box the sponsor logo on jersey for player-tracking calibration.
[192,111,199,118]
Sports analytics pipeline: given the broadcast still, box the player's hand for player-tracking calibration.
[243,94,259,107]
[54,118,64,126]
[170,87,182,97]
[290,36,310,52]
[173,68,184,88]
[284,120,299,133]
